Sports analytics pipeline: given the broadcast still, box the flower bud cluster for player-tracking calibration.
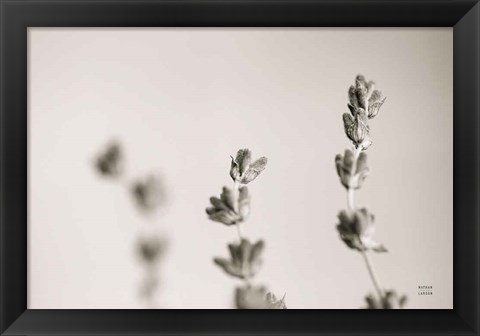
[137,235,167,265]
[342,75,386,149]
[131,175,165,214]
[95,141,124,178]
[364,290,407,309]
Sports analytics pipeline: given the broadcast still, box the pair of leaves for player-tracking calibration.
[214,238,264,279]
[335,149,369,190]
[230,149,268,184]
[337,208,387,253]
[235,285,287,309]
[206,186,250,226]
[365,290,407,309]
[137,235,167,265]
[131,175,165,213]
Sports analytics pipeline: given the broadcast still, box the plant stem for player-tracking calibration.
[347,188,355,211]
[232,180,251,289]
[361,250,385,299]
[346,146,361,211]
[232,180,243,241]
[347,144,385,300]
[236,222,244,240]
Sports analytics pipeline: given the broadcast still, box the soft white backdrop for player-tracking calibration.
[28,28,452,309]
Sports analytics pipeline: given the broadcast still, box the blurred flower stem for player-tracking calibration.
[361,250,384,299]
[94,140,168,308]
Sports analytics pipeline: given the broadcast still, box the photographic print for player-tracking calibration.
[28,28,452,309]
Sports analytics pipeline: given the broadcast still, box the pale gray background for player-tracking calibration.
[28,28,453,309]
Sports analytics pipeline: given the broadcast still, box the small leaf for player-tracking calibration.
[356,152,368,174]
[368,96,386,119]
[221,187,235,211]
[235,149,252,175]
[348,85,359,108]
[249,157,268,172]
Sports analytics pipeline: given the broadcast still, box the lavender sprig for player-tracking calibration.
[206,148,286,309]
[335,76,406,308]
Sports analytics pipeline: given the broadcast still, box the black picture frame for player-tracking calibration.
[1,0,479,335]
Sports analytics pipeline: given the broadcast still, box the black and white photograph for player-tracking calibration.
[28,28,452,309]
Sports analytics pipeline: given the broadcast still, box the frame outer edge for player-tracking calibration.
[0,1,479,335]
[0,1,29,334]
[472,4,479,333]
[1,0,5,333]
[454,1,480,334]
